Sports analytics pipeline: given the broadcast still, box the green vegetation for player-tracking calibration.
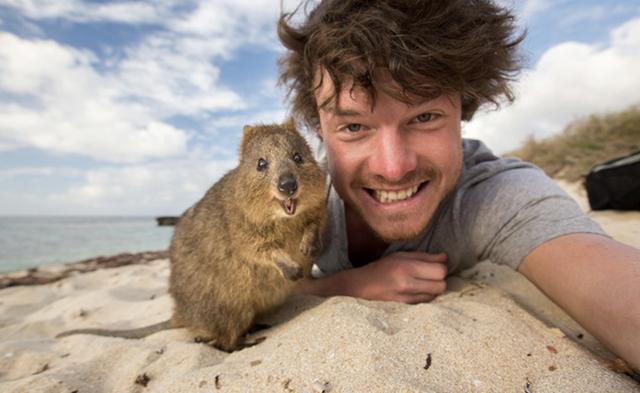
[506,106,640,182]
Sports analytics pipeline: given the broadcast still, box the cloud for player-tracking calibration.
[464,17,640,154]
[114,34,246,117]
[169,0,303,49]
[0,166,83,178]
[611,14,640,54]
[45,158,238,215]
[521,0,554,18]
[559,4,640,28]
[0,0,179,24]
[0,1,301,163]
[2,0,307,51]
[210,109,289,129]
[0,32,190,163]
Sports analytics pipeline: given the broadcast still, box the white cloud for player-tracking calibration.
[210,109,289,129]
[0,140,20,151]
[0,166,83,178]
[0,0,179,24]
[114,34,245,117]
[1,0,305,52]
[0,1,300,163]
[47,158,238,215]
[611,15,640,54]
[464,17,640,154]
[560,4,640,28]
[522,0,554,18]
[169,0,300,43]
[0,33,190,163]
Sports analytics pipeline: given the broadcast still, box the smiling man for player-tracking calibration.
[319,72,463,245]
[277,0,640,370]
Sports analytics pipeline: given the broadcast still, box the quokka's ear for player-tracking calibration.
[240,124,259,156]
[282,117,296,132]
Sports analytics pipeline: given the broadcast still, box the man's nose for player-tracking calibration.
[368,127,417,182]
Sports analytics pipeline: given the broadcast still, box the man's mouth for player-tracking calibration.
[366,182,427,204]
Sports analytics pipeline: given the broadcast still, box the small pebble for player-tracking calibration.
[311,379,331,393]
[135,373,150,387]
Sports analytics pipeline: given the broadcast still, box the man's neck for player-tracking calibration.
[345,205,389,267]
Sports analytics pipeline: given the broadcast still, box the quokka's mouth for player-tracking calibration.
[282,198,297,215]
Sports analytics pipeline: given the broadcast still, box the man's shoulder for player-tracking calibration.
[459,138,541,189]
[455,138,571,227]
[442,139,603,271]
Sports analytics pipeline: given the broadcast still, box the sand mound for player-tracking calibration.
[0,258,638,392]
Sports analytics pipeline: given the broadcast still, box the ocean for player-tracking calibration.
[0,216,175,274]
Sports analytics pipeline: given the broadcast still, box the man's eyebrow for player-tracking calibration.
[322,106,364,117]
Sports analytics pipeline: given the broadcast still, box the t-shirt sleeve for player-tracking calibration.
[460,166,608,270]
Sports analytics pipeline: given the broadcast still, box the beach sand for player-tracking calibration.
[0,182,638,392]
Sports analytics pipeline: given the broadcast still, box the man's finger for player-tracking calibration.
[405,260,448,281]
[399,293,438,305]
[394,251,448,263]
[399,276,447,295]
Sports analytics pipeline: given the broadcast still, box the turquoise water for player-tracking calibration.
[0,216,174,273]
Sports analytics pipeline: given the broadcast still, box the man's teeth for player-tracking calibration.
[374,185,420,203]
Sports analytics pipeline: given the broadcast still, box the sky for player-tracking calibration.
[0,0,639,216]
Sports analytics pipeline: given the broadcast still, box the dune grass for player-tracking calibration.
[506,106,640,182]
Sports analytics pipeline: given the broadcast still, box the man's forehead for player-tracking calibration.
[313,67,437,112]
[317,86,437,115]
[321,102,364,116]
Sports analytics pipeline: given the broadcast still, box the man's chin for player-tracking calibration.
[367,218,429,244]
[346,198,432,243]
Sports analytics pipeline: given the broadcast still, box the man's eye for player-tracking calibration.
[415,113,433,122]
[345,123,362,132]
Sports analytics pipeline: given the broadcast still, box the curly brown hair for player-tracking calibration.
[278,0,525,129]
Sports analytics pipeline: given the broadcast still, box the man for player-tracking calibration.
[277,0,640,370]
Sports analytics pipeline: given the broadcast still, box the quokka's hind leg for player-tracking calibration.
[191,309,256,352]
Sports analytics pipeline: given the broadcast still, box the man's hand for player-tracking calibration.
[298,251,448,304]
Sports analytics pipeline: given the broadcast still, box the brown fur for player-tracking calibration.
[168,121,326,351]
[56,122,326,351]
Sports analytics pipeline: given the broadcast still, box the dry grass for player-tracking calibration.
[506,106,640,181]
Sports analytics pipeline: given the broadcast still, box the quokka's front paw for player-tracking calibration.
[272,250,303,281]
[300,228,323,257]
[275,259,303,281]
[300,241,317,257]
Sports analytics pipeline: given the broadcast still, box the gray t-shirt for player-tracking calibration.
[314,138,607,277]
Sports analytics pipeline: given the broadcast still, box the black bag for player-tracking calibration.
[585,150,640,211]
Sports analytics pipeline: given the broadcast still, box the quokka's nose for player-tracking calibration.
[278,174,298,196]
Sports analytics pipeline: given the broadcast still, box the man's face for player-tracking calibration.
[315,71,463,243]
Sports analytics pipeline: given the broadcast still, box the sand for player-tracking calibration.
[0,182,638,392]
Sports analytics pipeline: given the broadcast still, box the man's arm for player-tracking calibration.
[518,233,640,371]
[297,251,448,304]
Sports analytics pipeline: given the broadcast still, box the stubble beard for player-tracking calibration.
[348,167,446,244]
[349,198,436,244]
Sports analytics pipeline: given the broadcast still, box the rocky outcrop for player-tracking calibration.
[156,216,180,226]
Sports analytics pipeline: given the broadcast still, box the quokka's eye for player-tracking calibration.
[293,152,303,164]
[257,158,268,171]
